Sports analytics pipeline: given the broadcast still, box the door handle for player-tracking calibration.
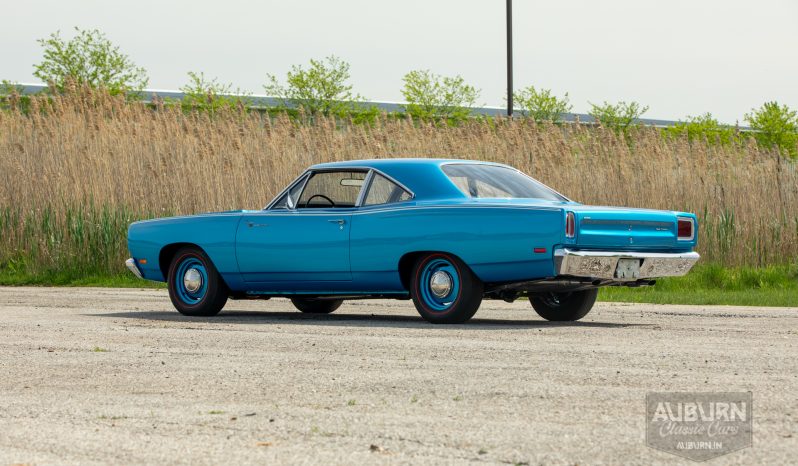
[247,222,268,228]
[328,218,346,230]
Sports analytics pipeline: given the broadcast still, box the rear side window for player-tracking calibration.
[363,173,412,206]
[297,171,366,208]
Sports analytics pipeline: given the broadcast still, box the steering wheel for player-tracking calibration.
[306,194,336,207]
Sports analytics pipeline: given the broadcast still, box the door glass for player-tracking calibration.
[363,173,411,206]
[271,176,307,209]
[297,171,366,208]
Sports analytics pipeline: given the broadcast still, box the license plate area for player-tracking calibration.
[615,258,641,280]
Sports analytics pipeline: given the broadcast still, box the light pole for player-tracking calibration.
[506,0,513,117]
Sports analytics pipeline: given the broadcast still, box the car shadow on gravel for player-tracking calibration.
[93,310,644,329]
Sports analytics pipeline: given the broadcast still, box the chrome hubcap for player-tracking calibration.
[429,270,453,298]
[183,268,203,293]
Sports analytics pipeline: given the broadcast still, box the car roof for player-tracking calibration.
[309,158,512,200]
[310,158,506,170]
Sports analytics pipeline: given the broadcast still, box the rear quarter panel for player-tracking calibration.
[127,213,244,286]
[350,204,564,289]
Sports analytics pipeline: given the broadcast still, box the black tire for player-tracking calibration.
[167,246,228,316]
[410,253,483,324]
[529,289,598,321]
[291,298,343,314]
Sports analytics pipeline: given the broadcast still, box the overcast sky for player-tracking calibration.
[2,0,796,123]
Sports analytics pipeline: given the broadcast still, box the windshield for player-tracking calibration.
[442,164,567,201]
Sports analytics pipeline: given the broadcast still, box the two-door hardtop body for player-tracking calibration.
[127,158,699,323]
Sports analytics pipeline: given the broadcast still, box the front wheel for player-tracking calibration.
[291,298,343,314]
[410,253,483,324]
[529,289,598,321]
[167,247,228,316]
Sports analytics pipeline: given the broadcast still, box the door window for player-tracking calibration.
[297,171,366,208]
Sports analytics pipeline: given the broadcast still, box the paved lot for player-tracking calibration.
[0,287,796,465]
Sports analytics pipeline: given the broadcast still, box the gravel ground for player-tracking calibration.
[0,287,795,465]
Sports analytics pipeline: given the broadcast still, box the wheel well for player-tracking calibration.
[398,251,467,291]
[158,242,203,278]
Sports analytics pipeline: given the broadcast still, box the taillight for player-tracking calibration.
[565,212,575,238]
[677,217,694,241]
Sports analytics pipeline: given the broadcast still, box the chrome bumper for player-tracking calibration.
[125,258,143,279]
[554,248,699,280]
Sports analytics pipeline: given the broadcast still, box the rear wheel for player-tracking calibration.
[410,253,483,324]
[291,298,343,314]
[529,289,598,321]
[167,247,228,316]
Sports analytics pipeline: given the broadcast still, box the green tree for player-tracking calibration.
[264,56,365,116]
[34,27,148,94]
[513,86,572,122]
[401,70,480,123]
[0,80,27,112]
[0,80,23,95]
[665,113,739,145]
[745,102,798,157]
[589,100,649,132]
[179,72,250,113]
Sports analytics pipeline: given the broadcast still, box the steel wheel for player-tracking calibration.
[167,247,228,316]
[411,253,483,324]
[174,257,208,305]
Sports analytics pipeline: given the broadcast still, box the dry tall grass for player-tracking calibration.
[1,91,796,277]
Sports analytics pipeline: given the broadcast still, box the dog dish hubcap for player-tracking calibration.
[429,270,453,298]
[183,268,203,293]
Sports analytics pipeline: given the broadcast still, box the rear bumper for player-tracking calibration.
[125,258,144,279]
[555,248,699,280]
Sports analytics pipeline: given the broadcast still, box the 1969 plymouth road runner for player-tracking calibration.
[127,159,699,323]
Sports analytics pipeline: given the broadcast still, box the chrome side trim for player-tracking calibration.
[125,258,143,279]
[554,248,699,280]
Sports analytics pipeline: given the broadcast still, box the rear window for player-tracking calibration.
[442,164,566,201]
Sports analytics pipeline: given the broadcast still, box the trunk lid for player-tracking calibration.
[571,206,679,250]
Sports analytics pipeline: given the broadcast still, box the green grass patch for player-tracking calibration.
[0,270,165,288]
[600,263,798,307]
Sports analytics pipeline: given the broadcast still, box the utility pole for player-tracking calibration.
[506,0,513,117]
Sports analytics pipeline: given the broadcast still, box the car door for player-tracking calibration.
[235,170,367,286]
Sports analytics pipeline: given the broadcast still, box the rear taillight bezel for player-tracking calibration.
[565,211,576,239]
[677,217,695,241]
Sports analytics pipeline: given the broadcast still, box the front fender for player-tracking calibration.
[127,213,244,287]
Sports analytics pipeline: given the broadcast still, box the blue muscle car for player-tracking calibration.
[126,159,699,323]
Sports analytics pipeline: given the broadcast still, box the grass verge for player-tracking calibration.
[599,263,798,307]
[0,271,165,288]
